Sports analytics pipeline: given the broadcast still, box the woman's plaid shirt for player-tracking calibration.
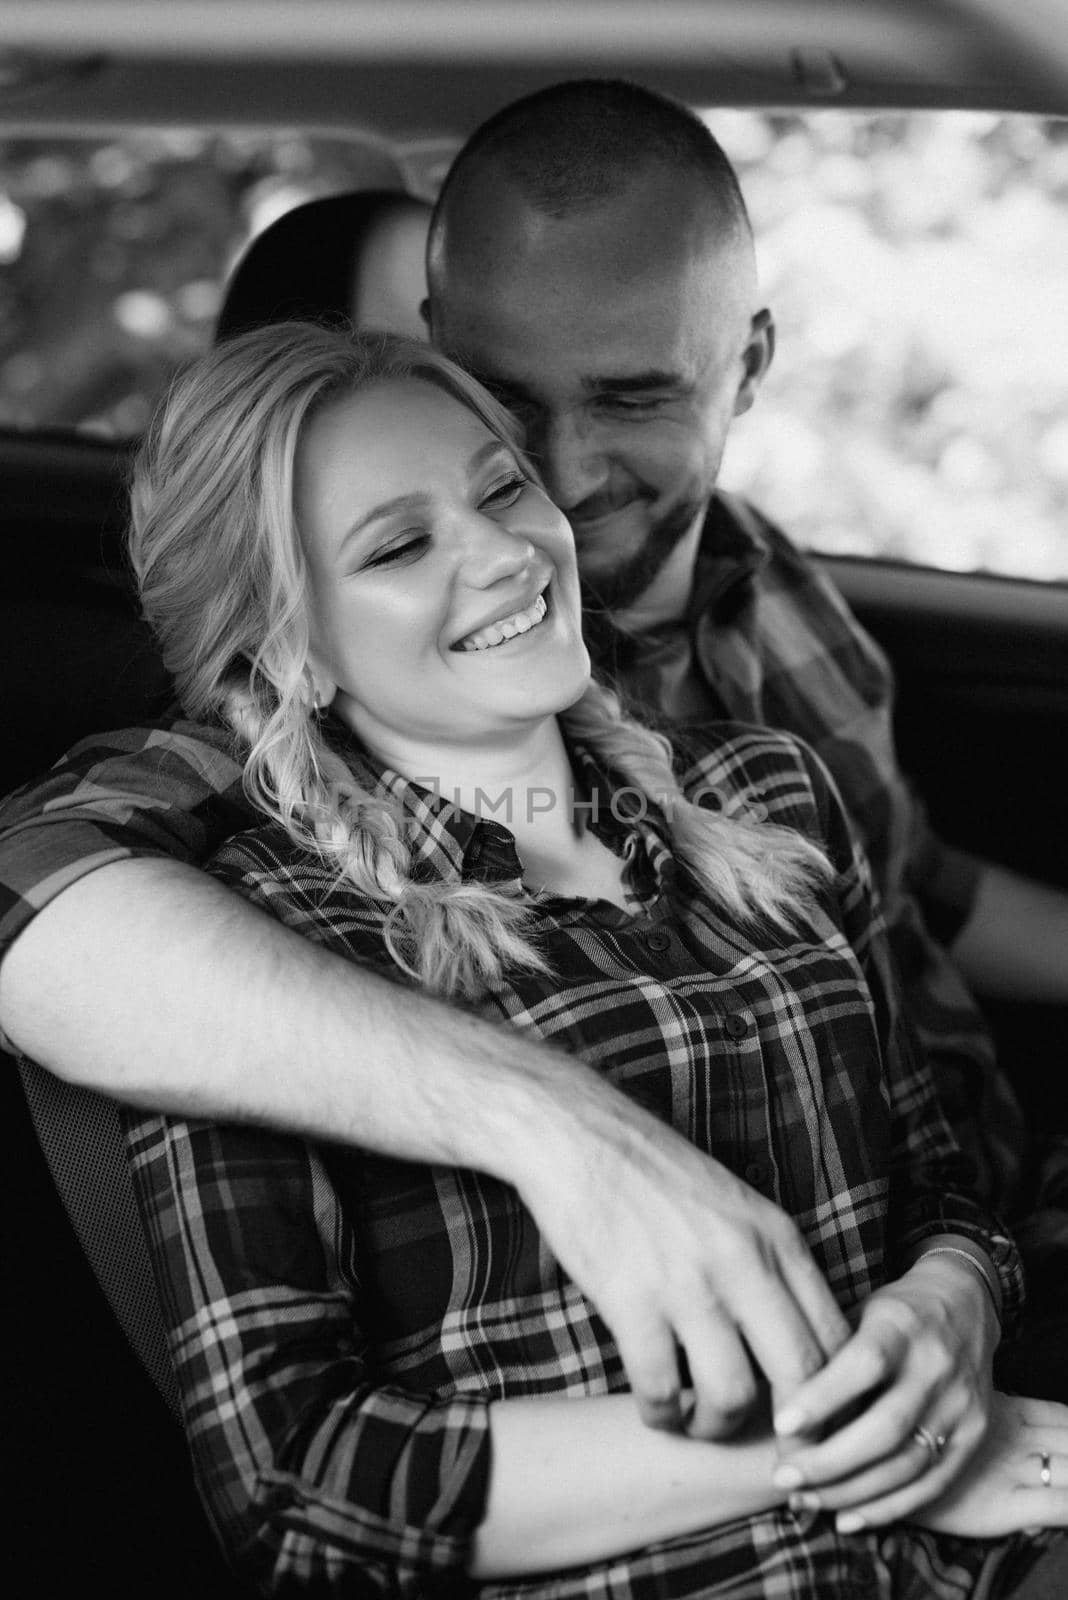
[124,723,1033,1599]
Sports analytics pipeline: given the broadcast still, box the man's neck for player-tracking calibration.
[610,506,707,634]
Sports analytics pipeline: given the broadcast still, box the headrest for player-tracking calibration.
[215,188,432,343]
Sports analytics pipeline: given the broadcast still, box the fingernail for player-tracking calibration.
[773,1464,805,1491]
[836,1511,866,1534]
[775,1406,807,1436]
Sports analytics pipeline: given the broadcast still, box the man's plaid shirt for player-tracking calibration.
[0,497,1026,1207]
[122,726,1037,1598]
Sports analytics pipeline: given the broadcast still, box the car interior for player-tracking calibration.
[1,5,1065,1595]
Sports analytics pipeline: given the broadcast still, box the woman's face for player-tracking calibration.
[296,376,590,768]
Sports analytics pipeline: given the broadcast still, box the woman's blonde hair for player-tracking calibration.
[130,320,828,1000]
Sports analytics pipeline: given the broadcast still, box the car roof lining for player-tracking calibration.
[0,1,1066,134]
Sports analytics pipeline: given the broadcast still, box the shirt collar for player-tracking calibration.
[324,726,672,893]
[685,491,770,627]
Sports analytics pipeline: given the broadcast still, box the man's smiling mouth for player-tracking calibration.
[454,591,549,653]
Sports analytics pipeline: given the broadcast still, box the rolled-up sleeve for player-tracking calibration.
[124,1112,492,1595]
[0,717,250,965]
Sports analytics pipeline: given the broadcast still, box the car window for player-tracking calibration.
[1,112,1064,580]
[710,110,1067,582]
[0,130,433,437]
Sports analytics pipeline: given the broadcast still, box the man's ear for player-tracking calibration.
[733,308,775,417]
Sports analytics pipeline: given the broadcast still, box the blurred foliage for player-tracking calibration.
[0,112,1065,579]
[712,111,1068,580]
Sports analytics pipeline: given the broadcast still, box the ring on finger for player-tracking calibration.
[1039,1451,1052,1488]
[912,1424,949,1467]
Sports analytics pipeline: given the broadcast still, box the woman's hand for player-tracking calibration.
[914,1393,1068,1538]
[771,1252,998,1525]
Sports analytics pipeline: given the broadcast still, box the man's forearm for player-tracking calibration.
[950,861,1068,1002]
[0,858,559,1177]
[0,856,850,1434]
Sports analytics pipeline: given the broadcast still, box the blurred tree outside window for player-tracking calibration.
[1,112,1065,581]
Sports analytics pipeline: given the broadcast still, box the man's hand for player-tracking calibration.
[511,1078,850,1438]
[769,1252,998,1525]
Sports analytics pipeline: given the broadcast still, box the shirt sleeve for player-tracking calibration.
[0,714,251,963]
[795,740,1024,1332]
[124,1109,491,1596]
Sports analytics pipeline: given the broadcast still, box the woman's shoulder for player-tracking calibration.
[206,821,393,950]
[674,718,823,805]
[208,819,313,884]
[674,718,858,874]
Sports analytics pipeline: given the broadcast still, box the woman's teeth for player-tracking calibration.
[457,592,548,652]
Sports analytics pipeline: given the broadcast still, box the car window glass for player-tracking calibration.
[1,113,1064,581]
[709,110,1067,582]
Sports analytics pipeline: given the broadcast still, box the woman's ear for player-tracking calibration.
[733,308,775,418]
[304,656,337,714]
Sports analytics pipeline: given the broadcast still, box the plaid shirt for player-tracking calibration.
[123,726,1037,1599]
[0,497,1026,1209]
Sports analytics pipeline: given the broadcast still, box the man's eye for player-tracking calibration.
[600,395,669,417]
[365,533,428,568]
[480,474,528,509]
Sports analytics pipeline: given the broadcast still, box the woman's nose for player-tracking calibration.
[456,514,536,586]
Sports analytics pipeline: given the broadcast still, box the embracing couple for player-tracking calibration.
[1,79,1065,1597]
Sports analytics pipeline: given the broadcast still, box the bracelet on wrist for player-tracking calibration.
[914,1243,1002,1325]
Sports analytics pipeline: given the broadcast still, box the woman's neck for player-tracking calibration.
[362,715,585,859]
[358,714,632,909]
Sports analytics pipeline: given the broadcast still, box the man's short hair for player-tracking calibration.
[432,77,750,234]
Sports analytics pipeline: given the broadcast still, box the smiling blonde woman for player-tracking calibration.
[123,322,1065,1599]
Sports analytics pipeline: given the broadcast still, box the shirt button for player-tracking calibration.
[644,929,671,953]
[724,1011,749,1039]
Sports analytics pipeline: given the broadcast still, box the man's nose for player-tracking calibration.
[535,411,607,512]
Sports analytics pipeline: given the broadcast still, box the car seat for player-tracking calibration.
[215,187,432,342]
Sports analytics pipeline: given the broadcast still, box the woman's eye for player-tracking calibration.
[480,474,528,509]
[365,533,428,568]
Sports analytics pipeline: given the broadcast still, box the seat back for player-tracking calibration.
[16,1053,182,1417]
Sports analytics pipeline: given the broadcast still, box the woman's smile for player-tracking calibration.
[452,586,549,652]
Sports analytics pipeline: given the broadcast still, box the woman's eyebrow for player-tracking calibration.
[334,440,509,561]
[338,492,430,557]
[466,438,512,479]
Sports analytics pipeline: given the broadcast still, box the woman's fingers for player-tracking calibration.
[785,1425,957,1517]
[773,1317,896,1444]
[846,1448,1068,1535]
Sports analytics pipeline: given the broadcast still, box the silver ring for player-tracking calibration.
[1039,1451,1052,1488]
[912,1424,948,1465]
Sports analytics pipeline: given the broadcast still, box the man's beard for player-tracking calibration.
[578,493,705,621]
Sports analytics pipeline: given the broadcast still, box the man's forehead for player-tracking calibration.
[436,254,731,402]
